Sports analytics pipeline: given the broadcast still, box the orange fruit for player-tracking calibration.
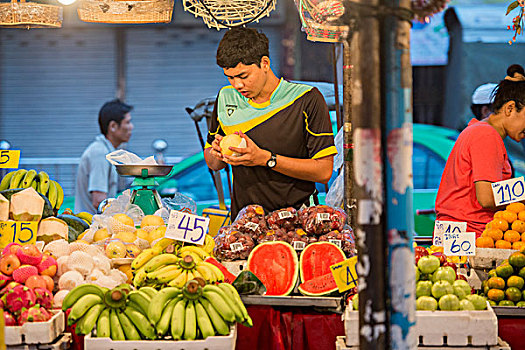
[513,241,525,251]
[507,202,525,214]
[495,240,512,249]
[506,287,523,302]
[484,228,504,241]
[509,252,525,269]
[490,218,509,231]
[487,276,506,289]
[501,210,518,224]
[522,231,525,242]
[518,211,525,222]
[512,220,525,233]
[494,211,505,219]
[504,230,521,243]
[476,236,494,248]
[487,289,505,302]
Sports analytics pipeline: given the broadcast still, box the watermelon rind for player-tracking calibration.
[299,242,346,283]
[298,272,339,296]
[246,241,298,296]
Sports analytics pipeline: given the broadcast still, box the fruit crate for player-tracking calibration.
[335,336,511,349]
[84,325,237,350]
[7,333,71,350]
[469,248,518,269]
[5,310,65,346]
[344,303,498,347]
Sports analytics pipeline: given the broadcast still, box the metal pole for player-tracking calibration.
[351,0,389,348]
[343,38,355,227]
[382,0,416,347]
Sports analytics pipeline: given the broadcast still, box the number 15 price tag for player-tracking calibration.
[0,150,20,169]
[491,177,525,206]
[165,211,209,246]
[330,256,358,293]
[0,221,38,248]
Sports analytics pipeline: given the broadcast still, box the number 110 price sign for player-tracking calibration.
[165,211,210,246]
[491,177,525,206]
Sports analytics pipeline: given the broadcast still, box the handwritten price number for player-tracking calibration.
[330,256,358,293]
[0,221,37,247]
[230,242,244,252]
[491,177,525,206]
[0,150,20,169]
[433,220,466,247]
[166,211,209,245]
[443,232,476,256]
[293,241,306,251]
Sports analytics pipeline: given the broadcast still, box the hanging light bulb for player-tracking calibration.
[57,0,77,5]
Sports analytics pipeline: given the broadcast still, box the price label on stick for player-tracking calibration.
[165,211,209,246]
[0,221,38,248]
[330,256,358,293]
[433,220,467,247]
[0,150,20,169]
[443,232,476,256]
[491,177,525,206]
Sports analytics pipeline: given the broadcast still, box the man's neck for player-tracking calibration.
[105,134,121,149]
[250,73,280,104]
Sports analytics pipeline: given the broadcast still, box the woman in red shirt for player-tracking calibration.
[435,64,525,237]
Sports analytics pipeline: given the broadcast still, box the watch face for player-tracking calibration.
[268,159,276,168]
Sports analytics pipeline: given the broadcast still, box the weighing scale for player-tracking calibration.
[115,164,173,215]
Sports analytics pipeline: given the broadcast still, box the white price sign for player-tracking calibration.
[443,232,476,256]
[433,220,467,247]
[165,211,209,245]
[491,177,525,206]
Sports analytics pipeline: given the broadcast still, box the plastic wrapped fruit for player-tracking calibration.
[233,204,268,238]
[288,228,311,252]
[299,205,347,235]
[318,228,356,257]
[214,226,256,261]
[266,207,300,231]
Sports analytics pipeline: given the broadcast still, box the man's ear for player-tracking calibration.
[261,56,271,71]
[108,120,118,132]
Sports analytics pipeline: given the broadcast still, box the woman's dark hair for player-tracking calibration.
[216,27,269,69]
[492,64,525,113]
[98,99,133,135]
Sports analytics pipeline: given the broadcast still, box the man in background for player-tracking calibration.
[75,99,134,214]
[470,83,497,120]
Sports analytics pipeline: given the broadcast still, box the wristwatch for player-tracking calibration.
[266,152,277,168]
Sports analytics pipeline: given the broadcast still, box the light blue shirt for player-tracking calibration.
[75,135,118,214]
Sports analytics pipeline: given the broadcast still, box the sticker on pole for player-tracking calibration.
[433,220,467,247]
[491,177,525,206]
[330,256,358,293]
[165,210,209,245]
[0,150,20,169]
[0,221,38,248]
[443,232,476,256]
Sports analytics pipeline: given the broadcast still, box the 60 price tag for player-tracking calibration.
[491,177,525,206]
[0,150,20,169]
[330,256,358,293]
[0,221,38,248]
[165,211,209,245]
[443,232,476,256]
[433,220,467,247]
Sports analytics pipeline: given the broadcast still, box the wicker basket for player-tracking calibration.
[77,0,174,23]
[0,0,62,28]
[295,0,348,43]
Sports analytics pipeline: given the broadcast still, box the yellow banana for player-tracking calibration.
[203,234,216,255]
[37,171,50,195]
[200,261,224,282]
[179,251,202,263]
[21,169,37,188]
[143,254,179,273]
[195,264,216,283]
[132,248,160,271]
[75,212,93,225]
[47,180,58,208]
[195,300,215,339]
[153,237,176,251]
[9,169,27,189]
[179,246,209,260]
[0,171,15,191]
[132,266,148,288]
[30,180,38,190]
[52,180,64,210]
[168,270,188,288]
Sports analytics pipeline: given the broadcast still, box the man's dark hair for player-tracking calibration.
[98,99,133,135]
[216,27,269,69]
[470,104,491,119]
[492,64,525,113]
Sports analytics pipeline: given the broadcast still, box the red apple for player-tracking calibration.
[40,275,54,292]
[414,246,429,257]
[25,275,47,290]
[443,261,458,273]
[37,255,57,277]
[16,245,42,266]
[457,274,467,281]
[0,254,21,275]
[2,243,22,257]
[431,252,447,266]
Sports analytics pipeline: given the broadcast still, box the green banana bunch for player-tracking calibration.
[116,310,142,340]
[147,287,181,324]
[123,305,157,340]
[68,294,103,325]
[0,171,15,191]
[96,308,111,338]
[62,284,107,311]
[109,309,126,340]
[127,290,151,315]
[9,169,27,189]
[76,303,105,335]
[52,180,64,210]
[21,169,37,188]
[37,171,50,196]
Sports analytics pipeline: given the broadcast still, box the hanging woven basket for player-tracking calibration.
[0,0,63,28]
[77,0,174,23]
[295,0,348,43]
[182,0,276,30]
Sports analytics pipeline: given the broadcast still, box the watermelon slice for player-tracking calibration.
[246,242,298,296]
[298,242,346,296]
[204,257,237,284]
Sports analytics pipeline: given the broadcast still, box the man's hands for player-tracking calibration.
[210,132,270,167]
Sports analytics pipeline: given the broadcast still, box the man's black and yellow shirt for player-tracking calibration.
[206,79,337,219]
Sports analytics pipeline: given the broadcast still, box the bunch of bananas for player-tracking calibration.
[0,169,64,210]
[64,279,252,341]
[132,245,224,289]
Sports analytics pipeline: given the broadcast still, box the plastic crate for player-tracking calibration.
[337,335,510,349]
[469,248,518,269]
[84,325,237,350]
[344,302,498,347]
[5,310,65,346]
[7,333,71,350]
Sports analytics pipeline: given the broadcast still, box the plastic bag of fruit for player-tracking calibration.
[288,228,312,252]
[317,228,356,257]
[232,204,268,238]
[213,225,256,261]
[298,205,347,235]
[266,207,300,231]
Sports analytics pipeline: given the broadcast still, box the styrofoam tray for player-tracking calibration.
[222,260,246,276]
[336,336,510,350]
[344,302,498,347]
[469,248,518,269]
[84,325,237,350]
[5,310,65,345]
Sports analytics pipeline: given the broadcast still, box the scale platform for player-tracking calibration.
[115,164,173,177]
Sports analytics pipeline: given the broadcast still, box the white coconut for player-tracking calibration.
[67,251,94,276]
[92,255,111,275]
[43,239,70,258]
[58,270,84,290]
[56,256,70,276]
[53,289,70,308]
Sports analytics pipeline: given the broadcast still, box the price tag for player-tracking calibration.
[443,232,476,256]
[317,213,330,222]
[230,242,244,252]
[292,241,306,251]
[165,210,209,245]
[244,222,259,231]
[0,221,38,248]
[491,177,525,206]
[329,239,342,249]
[278,211,293,220]
[433,220,467,247]
[330,256,358,293]
[0,150,20,169]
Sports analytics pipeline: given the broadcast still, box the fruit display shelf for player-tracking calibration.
[335,336,511,350]
[469,248,518,269]
[5,310,65,346]
[240,295,342,309]
[344,302,498,347]
[7,333,72,350]
[83,325,237,350]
